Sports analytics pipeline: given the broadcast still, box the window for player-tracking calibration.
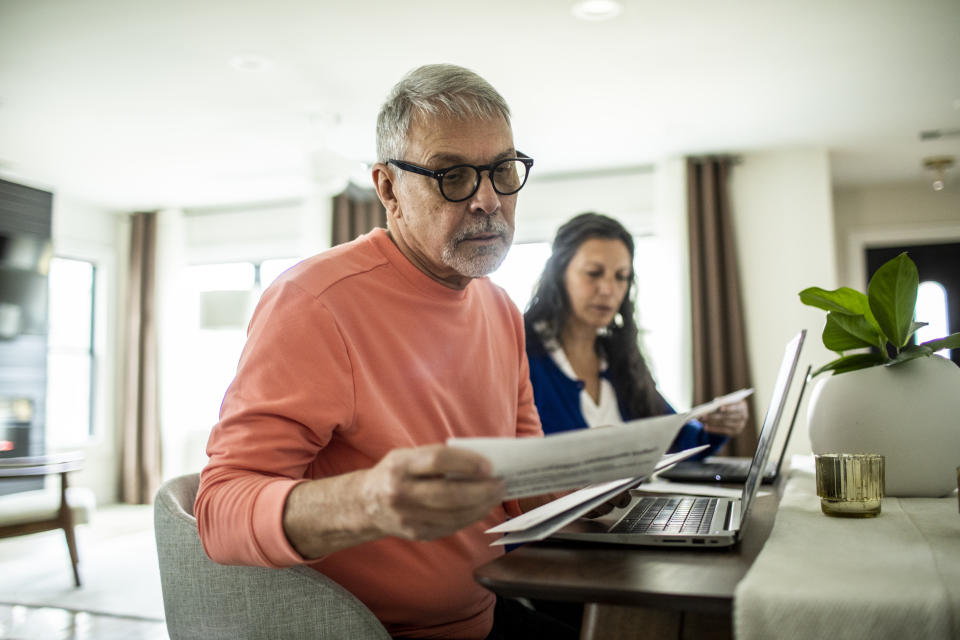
[916,280,951,358]
[260,257,301,288]
[46,257,96,445]
[179,257,301,430]
[488,242,552,311]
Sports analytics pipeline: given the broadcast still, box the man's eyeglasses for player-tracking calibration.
[388,153,534,203]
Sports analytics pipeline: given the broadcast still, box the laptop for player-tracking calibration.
[658,363,812,485]
[551,329,805,548]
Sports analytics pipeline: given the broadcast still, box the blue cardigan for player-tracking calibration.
[526,335,726,458]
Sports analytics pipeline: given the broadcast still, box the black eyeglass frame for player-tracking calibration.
[387,152,534,203]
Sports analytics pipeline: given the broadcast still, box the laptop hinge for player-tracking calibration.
[727,501,741,531]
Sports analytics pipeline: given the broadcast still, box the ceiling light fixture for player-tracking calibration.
[571,0,623,21]
[923,156,954,191]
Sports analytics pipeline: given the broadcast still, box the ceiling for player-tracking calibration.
[1,0,959,211]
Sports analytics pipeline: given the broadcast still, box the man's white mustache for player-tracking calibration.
[453,219,509,243]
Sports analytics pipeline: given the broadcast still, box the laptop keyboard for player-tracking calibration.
[611,497,719,535]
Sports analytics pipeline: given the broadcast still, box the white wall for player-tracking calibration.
[50,195,122,505]
[181,200,325,265]
[729,149,839,460]
[834,184,960,288]
[517,168,657,242]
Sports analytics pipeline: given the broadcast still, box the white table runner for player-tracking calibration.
[734,458,960,640]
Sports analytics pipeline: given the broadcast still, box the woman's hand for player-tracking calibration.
[700,399,749,436]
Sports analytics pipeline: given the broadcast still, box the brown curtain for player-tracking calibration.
[332,183,387,246]
[120,211,162,504]
[686,157,756,456]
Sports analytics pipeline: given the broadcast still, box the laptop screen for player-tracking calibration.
[737,330,806,524]
[769,364,812,475]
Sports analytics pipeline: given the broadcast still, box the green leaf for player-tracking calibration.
[812,352,888,377]
[822,312,885,352]
[886,344,933,366]
[799,286,872,316]
[920,332,960,352]
[906,321,928,342]
[867,252,918,349]
[799,286,885,344]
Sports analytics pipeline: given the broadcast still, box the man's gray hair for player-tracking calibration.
[376,64,512,164]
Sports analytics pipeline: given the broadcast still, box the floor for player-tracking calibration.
[0,504,167,639]
[0,604,167,640]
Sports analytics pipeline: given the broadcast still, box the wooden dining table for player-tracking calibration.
[474,484,783,640]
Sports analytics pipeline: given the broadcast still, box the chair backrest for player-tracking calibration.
[154,473,390,640]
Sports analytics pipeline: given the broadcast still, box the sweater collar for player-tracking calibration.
[369,228,474,300]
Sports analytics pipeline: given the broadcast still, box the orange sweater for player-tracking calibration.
[195,228,542,639]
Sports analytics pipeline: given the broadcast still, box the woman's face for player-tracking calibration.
[563,237,632,332]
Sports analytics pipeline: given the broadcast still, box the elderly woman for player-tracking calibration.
[524,212,747,455]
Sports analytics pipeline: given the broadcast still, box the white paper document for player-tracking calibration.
[487,476,647,546]
[448,388,752,500]
[450,413,681,499]
[686,387,754,420]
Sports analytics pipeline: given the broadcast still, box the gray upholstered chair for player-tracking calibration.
[154,473,390,640]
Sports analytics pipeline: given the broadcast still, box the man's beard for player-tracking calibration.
[441,217,513,278]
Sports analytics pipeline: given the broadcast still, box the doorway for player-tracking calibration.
[865,242,959,367]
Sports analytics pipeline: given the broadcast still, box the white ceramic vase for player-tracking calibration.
[807,354,960,497]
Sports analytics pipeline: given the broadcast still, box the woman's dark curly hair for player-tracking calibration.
[524,212,667,419]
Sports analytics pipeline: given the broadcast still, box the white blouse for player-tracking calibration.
[545,342,624,428]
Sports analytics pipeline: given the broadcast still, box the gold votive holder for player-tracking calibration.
[814,453,884,518]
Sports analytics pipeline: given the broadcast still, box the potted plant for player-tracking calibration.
[799,252,960,497]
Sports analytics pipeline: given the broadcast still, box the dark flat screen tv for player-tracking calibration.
[0,231,51,339]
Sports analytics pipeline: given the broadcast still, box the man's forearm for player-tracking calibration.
[283,445,507,559]
[282,469,383,559]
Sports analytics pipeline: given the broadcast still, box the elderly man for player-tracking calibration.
[195,65,574,639]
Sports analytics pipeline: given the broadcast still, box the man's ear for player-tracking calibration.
[372,162,402,221]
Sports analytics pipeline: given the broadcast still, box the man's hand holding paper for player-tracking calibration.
[449,413,683,499]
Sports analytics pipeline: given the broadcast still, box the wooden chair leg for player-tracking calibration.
[63,523,81,587]
[58,471,81,587]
